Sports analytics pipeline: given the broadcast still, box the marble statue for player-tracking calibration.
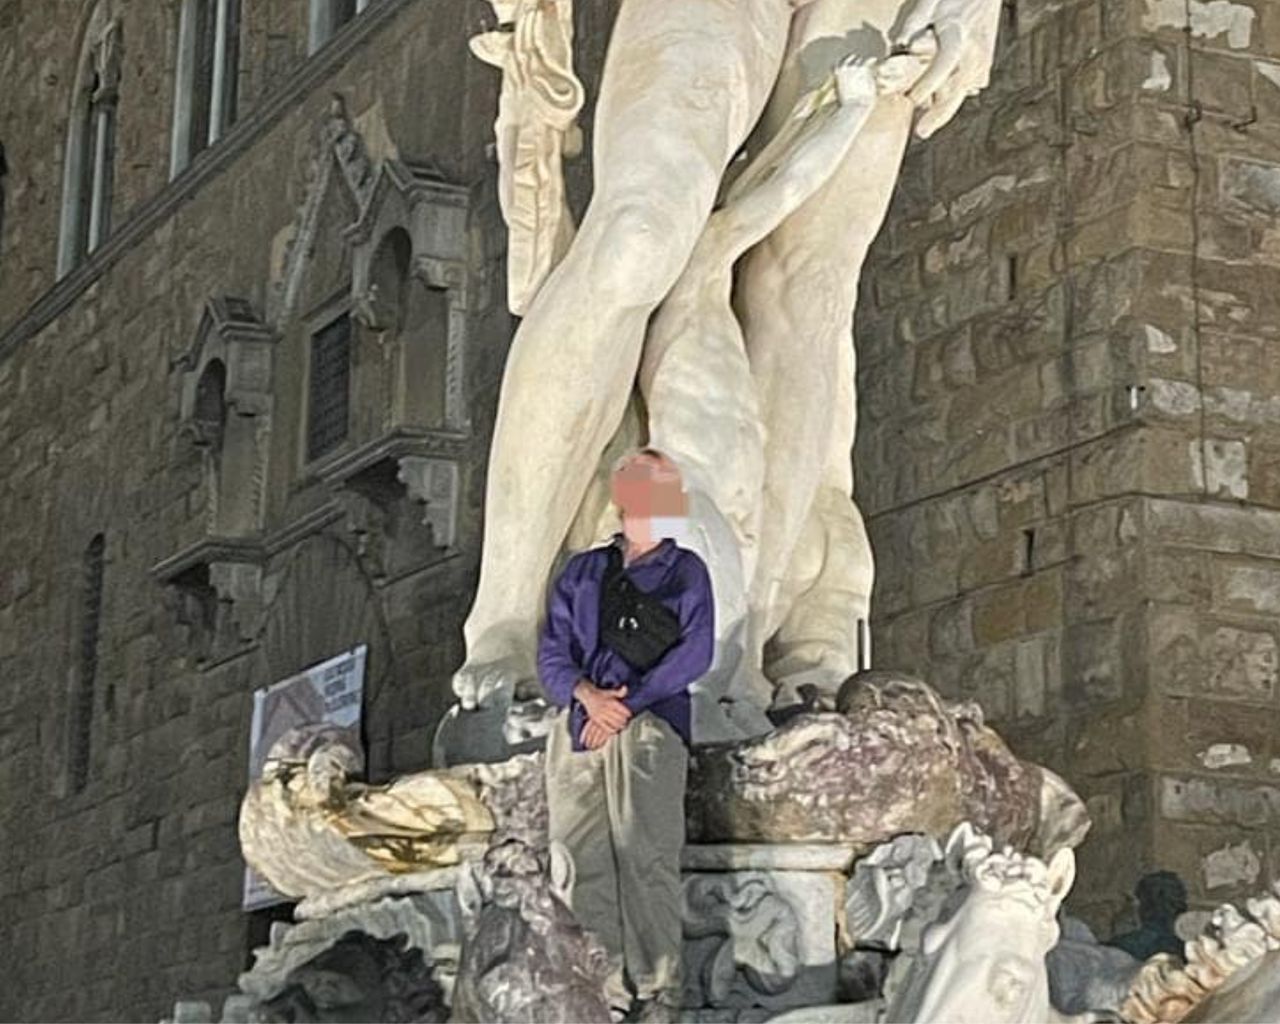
[883,823,1078,1024]
[469,0,584,316]
[1122,883,1280,1024]
[238,725,495,899]
[628,47,936,736]
[255,931,447,1023]
[452,839,613,1023]
[733,0,999,694]
[454,0,1009,726]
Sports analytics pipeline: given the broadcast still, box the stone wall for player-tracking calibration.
[0,1,518,1019]
[858,0,1280,929]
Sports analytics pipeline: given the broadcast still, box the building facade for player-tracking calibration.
[858,0,1280,929]
[0,0,1278,1019]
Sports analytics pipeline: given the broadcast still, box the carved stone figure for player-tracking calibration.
[245,678,1085,910]
[686,673,1088,852]
[625,48,935,737]
[452,839,613,1024]
[845,834,942,951]
[452,0,1008,721]
[239,890,460,1009]
[883,824,1077,1023]
[238,725,495,899]
[736,0,1000,694]
[1122,884,1280,1024]
[470,0,584,316]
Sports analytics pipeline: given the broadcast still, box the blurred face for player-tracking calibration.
[611,451,687,547]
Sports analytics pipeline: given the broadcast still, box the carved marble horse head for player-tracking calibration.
[452,839,612,1024]
[889,823,1076,1024]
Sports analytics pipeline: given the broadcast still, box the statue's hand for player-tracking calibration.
[894,0,1003,138]
[834,56,877,108]
[874,39,937,97]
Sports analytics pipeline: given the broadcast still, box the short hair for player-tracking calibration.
[610,446,671,475]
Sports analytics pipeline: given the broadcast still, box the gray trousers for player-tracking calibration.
[546,709,688,1008]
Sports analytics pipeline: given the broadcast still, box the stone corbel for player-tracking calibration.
[316,431,465,575]
[396,456,459,548]
[151,538,266,662]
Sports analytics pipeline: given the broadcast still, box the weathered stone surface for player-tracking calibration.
[453,840,611,1024]
[685,674,1079,854]
[1046,915,1141,1016]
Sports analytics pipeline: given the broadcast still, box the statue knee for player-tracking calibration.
[586,202,693,309]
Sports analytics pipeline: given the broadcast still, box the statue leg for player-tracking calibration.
[455,0,792,709]
[740,0,916,683]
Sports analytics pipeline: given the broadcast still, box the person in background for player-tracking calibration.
[538,448,714,1022]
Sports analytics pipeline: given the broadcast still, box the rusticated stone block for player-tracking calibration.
[1214,562,1280,617]
[1158,774,1280,828]
[1208,624,1278,699]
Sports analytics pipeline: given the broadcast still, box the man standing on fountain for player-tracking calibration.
[538,449,714,1022]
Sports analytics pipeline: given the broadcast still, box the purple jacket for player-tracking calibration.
[537,536,714,751]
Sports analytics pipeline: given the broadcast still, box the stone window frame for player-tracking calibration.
[56,4,122,278]
[169,0,242,179]
[300,290,358,472]
[308,0,379,56]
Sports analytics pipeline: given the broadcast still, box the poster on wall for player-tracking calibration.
[241,644,368,910]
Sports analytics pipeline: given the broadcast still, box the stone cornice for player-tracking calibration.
[0,0,416,364]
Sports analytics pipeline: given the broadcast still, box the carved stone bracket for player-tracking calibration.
[151,537,265,662]
[396,456,460,549]
[313,428,466,578]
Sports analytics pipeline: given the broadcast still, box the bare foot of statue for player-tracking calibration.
[451,630,538,711]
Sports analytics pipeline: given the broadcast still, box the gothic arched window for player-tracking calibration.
[170,0,241,177]
[56,6,121,277]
